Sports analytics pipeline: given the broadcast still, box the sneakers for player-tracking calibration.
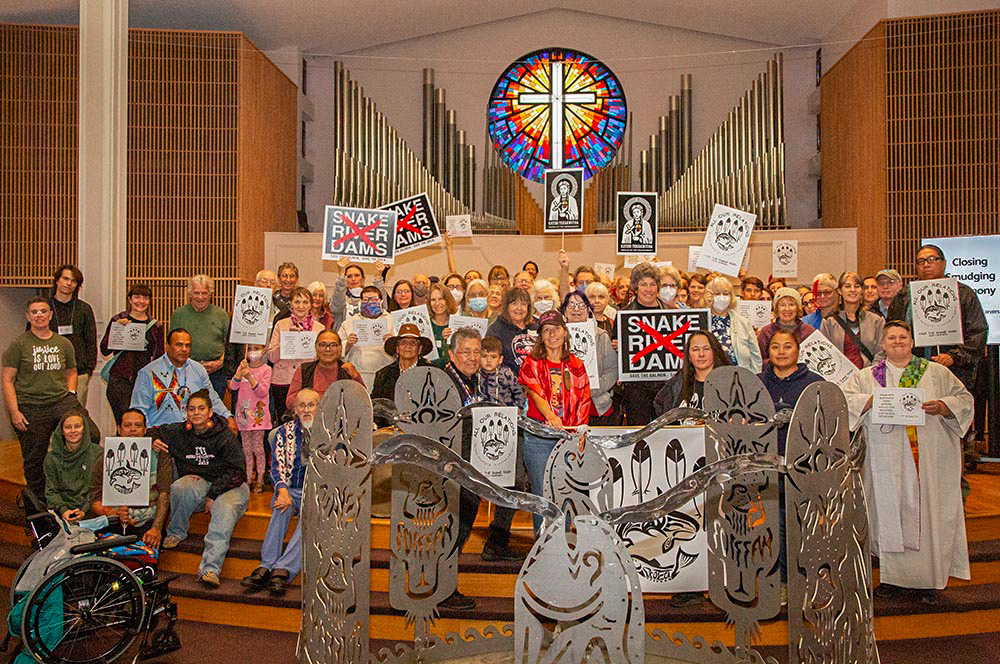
[481,545,525,562]
[199,571,221,588]
[252,480,264,494]
[439,590,475,611]
[240,566,271,592]
[161,535,182,550]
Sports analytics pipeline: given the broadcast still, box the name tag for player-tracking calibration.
[58,325,73,335]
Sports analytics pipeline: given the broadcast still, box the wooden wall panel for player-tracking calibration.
[820,23,887,277]
[822,10,999,278]
[1,25,297,323]
[885,11,999,278]
[127,30,241,321]
[0,25,78,287]
[237,34,297,286]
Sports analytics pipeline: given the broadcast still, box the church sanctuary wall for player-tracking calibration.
[265,227,856,291]
[302,9,819,229]
[0,24,297,322]
[821,9,1000,278]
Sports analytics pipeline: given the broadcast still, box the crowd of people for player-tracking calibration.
[1,240,988,607]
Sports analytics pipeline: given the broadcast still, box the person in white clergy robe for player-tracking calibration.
[549,179,579,221]
[843,319,973,600]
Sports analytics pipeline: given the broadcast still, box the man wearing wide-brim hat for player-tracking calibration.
[370,323,432,426]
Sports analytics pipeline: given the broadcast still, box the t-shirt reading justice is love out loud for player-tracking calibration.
[2,331,76,406]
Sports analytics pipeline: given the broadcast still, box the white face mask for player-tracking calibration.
[450,288,464,304]
[246,351,263,363]
[712,294,731,312]
[659,286,677,302]
[534,299,553,314]
[347,287,362,298]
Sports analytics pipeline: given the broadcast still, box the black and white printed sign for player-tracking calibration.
[616,309,709,382]
[616,192,658,256]
[567,320,600,389]
[471,406,518,486]
[102,437,152,507]
[380,193,441,255]
[696,204,756,276]
[108,322,148,351]
[230,285,273,345]
[390,305,438,361]
[589,426,707,593]
[445,214,472,237]
[736,298,772,329]
[323,205,397,264]
[544,168,584,233]
[799,331,855,387]
[772,240,798,278]
[910,277,963,346]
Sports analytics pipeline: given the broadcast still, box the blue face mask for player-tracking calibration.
[360,301,382,318]
[469,297,488,312]
[577,283,591,295]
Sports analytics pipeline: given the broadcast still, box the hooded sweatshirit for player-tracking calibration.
[43,412,102,516]
[149,413,247,499]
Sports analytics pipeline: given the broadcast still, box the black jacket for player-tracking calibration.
[149,413,246,499]
[371,357,430,427]
[887,281,988,390]
[29,296,98,376]
[759,362,825,454]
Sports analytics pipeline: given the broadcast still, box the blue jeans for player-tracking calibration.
[522,430,560,535]
[261,487,303,579]
[167,475,249,576]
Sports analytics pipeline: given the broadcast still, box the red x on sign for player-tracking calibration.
[630,320,691,365]
[330,212,382,251]
[396,205,421,234]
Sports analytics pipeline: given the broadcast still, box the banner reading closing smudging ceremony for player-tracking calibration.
[925,235,1000,344]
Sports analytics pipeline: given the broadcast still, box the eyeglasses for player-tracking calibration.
[566,301,588,310]
[317,342,341,349]
[916,256,942,265]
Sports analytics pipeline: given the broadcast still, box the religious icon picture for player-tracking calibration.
[616,192,658,256]
[544,168,584,233]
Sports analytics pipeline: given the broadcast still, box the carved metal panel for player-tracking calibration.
[542,432,612,524]
[515,515,644,664]
[703,367,781,651]
[784,382,879,664]
[300,380,373,664]
[391,367,464,640]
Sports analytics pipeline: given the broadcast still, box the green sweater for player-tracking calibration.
[44,416,102,516]
[169,304,230,362]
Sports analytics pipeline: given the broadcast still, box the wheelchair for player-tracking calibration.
[4,504,181,664]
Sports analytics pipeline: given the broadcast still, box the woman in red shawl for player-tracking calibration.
[518,310,591,534]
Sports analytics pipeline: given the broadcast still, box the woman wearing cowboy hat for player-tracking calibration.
[370,323,433,426]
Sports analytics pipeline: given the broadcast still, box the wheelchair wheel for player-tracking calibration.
[20,556,146,664]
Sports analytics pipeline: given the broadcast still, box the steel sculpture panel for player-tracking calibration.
[299,380,373,664]
[784,382,879,664]
[390,367,464,640]
[514,515,644,664]
[703,367,781,651]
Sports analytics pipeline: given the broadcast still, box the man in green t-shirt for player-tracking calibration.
[2,297,96,503]
[169,274,232,401]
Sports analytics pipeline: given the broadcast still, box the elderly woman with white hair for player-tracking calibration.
[305,281,335,330]
[585,281,616,337]
[704,275,761,372]
[531,279,559,320]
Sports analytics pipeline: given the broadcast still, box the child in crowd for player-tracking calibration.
[229,344,273,493]
[479,337,525,409]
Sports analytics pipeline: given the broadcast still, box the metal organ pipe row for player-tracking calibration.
[640,54,787,230]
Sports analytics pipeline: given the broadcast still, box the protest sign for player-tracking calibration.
[470,406,519,486]
[617,309,710,382]
[323,205,397,264]
[544,168,584,233]
[616,192,658,256]
[696,204,756,276]
[102,437,152,507]
[229,285,273,345]
[381,193,441,255]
